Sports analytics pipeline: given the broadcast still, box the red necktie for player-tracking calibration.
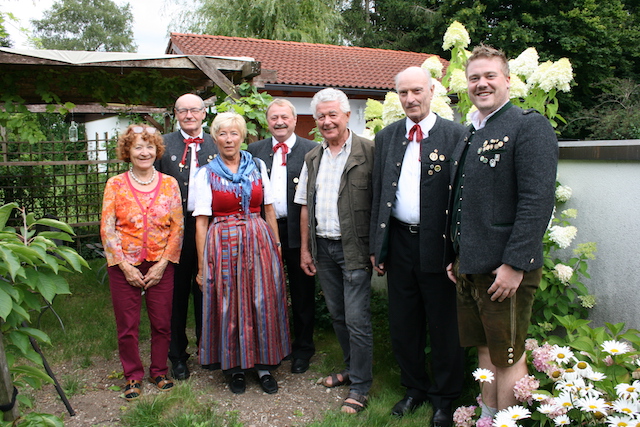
[408,124,423,161]
[180,137,204,168]
[273,142,289,166]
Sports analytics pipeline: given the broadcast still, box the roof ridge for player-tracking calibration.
[170,32,441,59]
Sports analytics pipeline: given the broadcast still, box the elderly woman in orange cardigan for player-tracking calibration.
[101,124,184,401]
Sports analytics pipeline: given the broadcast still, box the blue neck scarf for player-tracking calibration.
[204,151,260,213]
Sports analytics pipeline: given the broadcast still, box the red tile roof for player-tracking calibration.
[168,33,446,91]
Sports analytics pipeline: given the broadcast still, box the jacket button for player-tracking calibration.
[392,182,397,187]
[386,202,392,207]
[380,223,386,229]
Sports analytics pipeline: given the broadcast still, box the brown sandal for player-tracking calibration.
[149,375,174,391]
[317,370,351,388]
[124,380,142,401]
[341,391,368,414]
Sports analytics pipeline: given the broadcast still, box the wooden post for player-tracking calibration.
[0,334,19,421]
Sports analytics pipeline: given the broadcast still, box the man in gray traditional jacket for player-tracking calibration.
[446,45,558,417]
[370,67,466,426]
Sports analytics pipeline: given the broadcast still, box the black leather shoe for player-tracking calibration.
[291,358,310,374]
[259,374,278,394]
[229,373,246,394]
[391,395,427,417]
[432,408,452,427]
[171,361,190,381]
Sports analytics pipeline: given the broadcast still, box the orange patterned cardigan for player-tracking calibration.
[100,172,184,267]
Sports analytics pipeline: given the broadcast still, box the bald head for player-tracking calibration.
[174,93,206,137]
[395,67,434,123]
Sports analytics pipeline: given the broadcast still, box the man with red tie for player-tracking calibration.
[247,99,318,373]
[156,93,218,380]
[369,67,466,426]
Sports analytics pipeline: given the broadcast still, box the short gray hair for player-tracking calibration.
[310,88,351,119]
[394,67,433,90]
[266,98,297,117]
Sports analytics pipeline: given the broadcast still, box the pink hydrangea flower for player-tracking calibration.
[476,416,493,427]
[525,338,539,351]
[604,355,614,366]
[453,405,477,427]
[514,375,540,404]
[532,343,556,374]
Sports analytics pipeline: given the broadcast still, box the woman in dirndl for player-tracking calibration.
[193,112,290,395]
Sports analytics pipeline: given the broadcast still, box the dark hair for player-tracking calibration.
[116,125,165,162]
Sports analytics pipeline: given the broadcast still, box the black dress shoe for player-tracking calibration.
[229,373,246,394]
[391,395,427,417]
[171,361,190,381]
[432,408,452,427]
[291,358,310,374]
[259,374,278,394]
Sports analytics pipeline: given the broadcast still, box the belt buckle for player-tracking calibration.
[408,224,419,234]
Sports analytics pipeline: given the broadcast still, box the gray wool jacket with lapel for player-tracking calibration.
[247,135,318,249]
[369,116,467,273]
[447,103,558,274]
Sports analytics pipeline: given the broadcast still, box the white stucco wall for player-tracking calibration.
[557,160,640,331]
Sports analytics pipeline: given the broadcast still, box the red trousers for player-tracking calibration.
[108,261,174,380]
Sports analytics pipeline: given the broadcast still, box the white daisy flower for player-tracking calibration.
[586,371,607,382]
[576,396,610,413]
[551,346,576,365]
[537,403,557,415]
[492,412,517,427]
[553,415,572,425]
[612,397,640,415]
[555,392,574,409]
[473,368,495,384]
[602,340,632,356]
[616,382,640,399]
[501,405,531,420]
[606,414,635,427]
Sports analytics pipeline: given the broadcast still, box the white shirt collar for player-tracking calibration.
[405,112,437,139]
[271,133,297,149]
[470,100,510,130]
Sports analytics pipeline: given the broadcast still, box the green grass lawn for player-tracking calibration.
[30,258,478,426]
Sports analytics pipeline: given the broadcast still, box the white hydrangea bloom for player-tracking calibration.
[548,58,573,93]
[432,79,449,99]
[360,128,376,141]
[528,58,573,93]
[510,47,539,79]
[431,97,454,121]
[509,74,528,99]
[421,56,444,79]
[553,264,574,285]
[561,208,578,219]
[464,105,477,126]
[555,185,573,202]
[381,92,405,126]
[442,21,470,50]
[449,68,468,93]
[548,225,578,249]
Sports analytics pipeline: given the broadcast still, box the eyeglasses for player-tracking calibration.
[132,126,157,134]
[175,107,205,115]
